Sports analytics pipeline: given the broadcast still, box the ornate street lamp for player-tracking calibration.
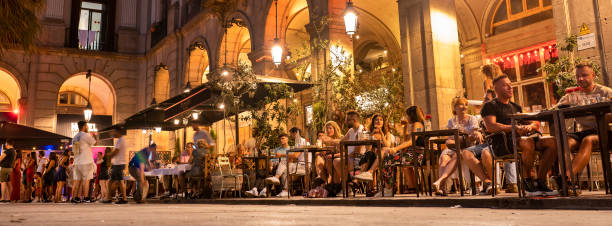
[343,0,358,36]
[84,69,93,122]
[271,0,283,66]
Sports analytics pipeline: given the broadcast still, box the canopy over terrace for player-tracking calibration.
[0,121,72,150]
[101,76,313,133]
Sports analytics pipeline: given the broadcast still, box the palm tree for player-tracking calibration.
[0,0,43,55]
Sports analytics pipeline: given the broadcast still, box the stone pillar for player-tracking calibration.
[397,0,463,129]
[552,0,612,86]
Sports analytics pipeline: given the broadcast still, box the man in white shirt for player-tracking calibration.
[36,151,47,174]
[102,126,128,204]
[192,123,215,147]
[71,121,97,203]
[332,111,367,182]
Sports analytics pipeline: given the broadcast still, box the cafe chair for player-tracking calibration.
[396,146,427,197]
[287,161,307,196]
[215,156,243,198]
[484,131,526,198]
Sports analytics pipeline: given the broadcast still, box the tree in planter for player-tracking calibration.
[246,83,300,151]
[539,35,601,100]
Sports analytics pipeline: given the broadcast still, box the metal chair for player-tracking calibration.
[485,131,525,197]
[216,156,242,198]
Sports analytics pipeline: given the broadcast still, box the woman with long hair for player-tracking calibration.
[315,121,343,184]
[10,150,22,202]
[24,152,36,202]
[96,148,111,202]
[365,113,395,196]
[54,149,69,202]
[42,152,57,202]
[389,106,427,192]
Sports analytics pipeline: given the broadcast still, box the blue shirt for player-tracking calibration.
[129,149,149,169]
[271,146,290,164]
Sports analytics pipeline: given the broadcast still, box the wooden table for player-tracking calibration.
[286,146,335,197]
[339,140,383,198]
[557,102,612,195]
[510,110,557,198]
[412,129,468,196]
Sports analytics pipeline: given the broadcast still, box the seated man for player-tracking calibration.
[265,133,309,197]
[554,62,612,193]
[479,74,558,196]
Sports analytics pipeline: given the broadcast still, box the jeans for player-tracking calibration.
[496,162,517,185]
[275,159,307,190]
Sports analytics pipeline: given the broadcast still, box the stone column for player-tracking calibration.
[397,0,463,129]
[552,0,612,86]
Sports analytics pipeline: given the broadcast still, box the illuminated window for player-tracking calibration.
[491,0,553,34]
[78,1,105,50]
[491,44,558,110]
[0,91,11,111]
[58,92,89,106]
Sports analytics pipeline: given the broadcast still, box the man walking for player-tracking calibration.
[102,126,128,204]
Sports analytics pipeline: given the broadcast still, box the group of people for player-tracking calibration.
[1,62,609,201]
[248,61,611,198]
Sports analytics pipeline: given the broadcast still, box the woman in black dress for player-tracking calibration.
[42,152,57,202]
[54,150,69,202]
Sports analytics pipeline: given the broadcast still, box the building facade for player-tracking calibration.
[1,0,611,152]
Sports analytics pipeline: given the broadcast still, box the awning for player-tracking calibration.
[101,76,314,132]
[0,121,72,150]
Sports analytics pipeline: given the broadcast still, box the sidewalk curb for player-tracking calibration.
[149,197,612,210]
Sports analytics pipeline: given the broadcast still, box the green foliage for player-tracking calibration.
[246,83,299,151]
[0,0,43,54]
[539,35,601,98]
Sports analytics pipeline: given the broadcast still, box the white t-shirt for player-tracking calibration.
[194,130,215,146]
[295,137,311,162]
[111,137,128,165]
[36,156,47,173]
[73,131,96,165]
[344,124,365,155]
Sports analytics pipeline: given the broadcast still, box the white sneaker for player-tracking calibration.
[354,172,373,181]
[258,187,267,197]
[245,187,258,197]
[265,176,281,185]
[374,188,393,197]
[276,190,289,197]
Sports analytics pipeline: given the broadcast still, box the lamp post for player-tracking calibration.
[84,69,93,122]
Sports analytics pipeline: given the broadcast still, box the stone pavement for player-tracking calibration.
[151,191,612,210]
[1,203,612,226]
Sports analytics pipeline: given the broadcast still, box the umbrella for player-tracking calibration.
[0,121,71,150]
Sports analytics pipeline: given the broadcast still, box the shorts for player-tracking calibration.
[568,129,597,143]
[98,167,110,180]
[0,168,11,182]
[73,164,95,180]
[111,165,125,181]
[465,143,489,159]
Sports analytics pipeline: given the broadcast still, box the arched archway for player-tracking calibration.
[218,12,254,67]
[0,68,22,122]
[186,41,211,84]
[154,66,170,101]
[56,72,116,138]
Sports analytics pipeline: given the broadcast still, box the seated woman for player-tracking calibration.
[353,113,394,196]
[432,97,482,195]
[186,140,210,198]
[390,106,427,192]
[315,121,343,184]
